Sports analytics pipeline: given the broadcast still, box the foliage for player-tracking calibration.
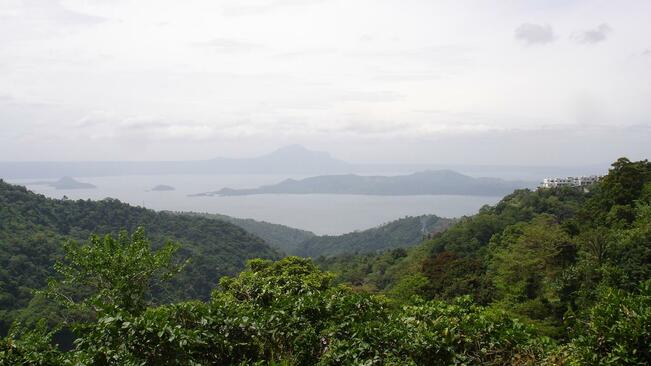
[316,157,651,359]
[181,211,316,255]
[42,228,185,315]
[1,157,651,364]
[1,247,554,365]
[296,215,452,258]
[315,247,416,293]
[0,320,64,365]
[0,180,278,335]
[563,280,651,365]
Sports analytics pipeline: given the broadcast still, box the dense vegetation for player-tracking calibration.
[297,215,452,258]
[319,158,651,359]
[185,212,451,258]
[0,181,278,335]
[0,236,555,364]
[1,157,650,364]
[181,212,317,255]
[2,230,649,364]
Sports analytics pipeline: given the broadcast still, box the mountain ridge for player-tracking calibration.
[192,170,536,197]
[0,145,353,179]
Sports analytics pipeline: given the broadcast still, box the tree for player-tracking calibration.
[489,215,575,327]
[421,251,493,304]
[42,227,186,316]
[564,280,651,365]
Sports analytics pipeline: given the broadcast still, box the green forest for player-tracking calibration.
[178,212,317,255]
[182,212,451,258]
[294,215,452,258]
[0,183,279,336]
[1,157,650,364]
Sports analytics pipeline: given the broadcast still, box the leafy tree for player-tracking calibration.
[0,180,278,334]
[489,215,575,331]
[421,251,493,304]
[0,321,64,366]
[42,227,185,316]
[563,280,651,365]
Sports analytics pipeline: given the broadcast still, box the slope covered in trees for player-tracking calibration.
[1,157,649,364]
[2,230,648,365]
[184,212,452,258]
[0,180,279,335]
[180,212,317,254]
[321,158,651,338]
[296,215,453,258]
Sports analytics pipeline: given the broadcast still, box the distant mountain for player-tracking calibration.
[205,144,352,174]
[193,170,536,197]
[294,215,453,258]
[28,176,96,189]
[0,145,353,179]
[149,184,175,191]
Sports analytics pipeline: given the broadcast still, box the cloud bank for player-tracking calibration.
[515,23,555,45]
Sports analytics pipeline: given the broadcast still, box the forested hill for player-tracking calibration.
[295,215,453,258]
[179,212,317,254]
[0,180,278,334]
[319,157,651,341]
[182,212,452,258]
[1,158,650,364]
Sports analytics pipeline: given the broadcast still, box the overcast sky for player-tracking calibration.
[1,0,650,165]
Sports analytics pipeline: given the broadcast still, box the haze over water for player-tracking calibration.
[9,174,500,235]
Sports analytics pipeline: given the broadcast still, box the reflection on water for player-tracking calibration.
[8,174,501,235]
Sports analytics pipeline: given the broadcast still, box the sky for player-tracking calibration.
[1,0,650,165]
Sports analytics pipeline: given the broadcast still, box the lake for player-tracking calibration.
[8,174,502,235]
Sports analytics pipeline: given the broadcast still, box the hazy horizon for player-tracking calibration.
[2,1,650,166]
[0,143,617,167]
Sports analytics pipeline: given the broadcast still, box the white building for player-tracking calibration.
[540,175,601,189]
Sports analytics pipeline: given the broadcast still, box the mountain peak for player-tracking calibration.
[267,145,329,158]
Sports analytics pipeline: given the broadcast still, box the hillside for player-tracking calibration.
[183,212,452,258]
[180,212,317,254]
[194,170,534,197]
[1,158,649,365]
[295,215,453,258]
[0,180,279,334]
[319,158,651,339]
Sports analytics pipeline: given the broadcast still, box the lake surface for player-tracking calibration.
[8,174,502,235]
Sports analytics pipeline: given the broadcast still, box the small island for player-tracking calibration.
[149,184,175,192]
[29,176,96,190]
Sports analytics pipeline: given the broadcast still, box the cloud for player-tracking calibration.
[193,38,262,53]
[274,48,338,58]
[76,112,223,142]
[641,49,650,56]
[222,0,325,16]
[337,91,404,103]
[0,0,106,41]
[0,0,105,26]
[572,23,612,44]
[373,73,441,82]
[515,23,555,45]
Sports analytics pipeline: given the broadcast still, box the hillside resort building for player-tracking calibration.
[540,175,602,189]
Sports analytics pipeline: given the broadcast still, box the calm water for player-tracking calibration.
[8,174,501,235]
